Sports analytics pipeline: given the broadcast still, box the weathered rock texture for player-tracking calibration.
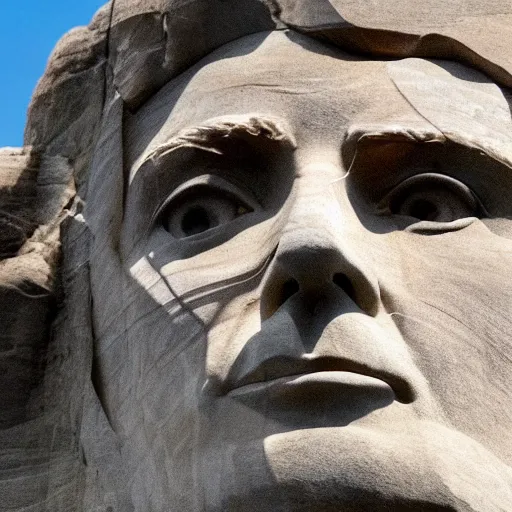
[1,1,512,511]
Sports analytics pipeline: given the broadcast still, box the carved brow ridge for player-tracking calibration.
[146,114,297,165]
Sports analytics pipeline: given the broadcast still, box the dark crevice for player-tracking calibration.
[281,279,300,304]
[332,273,356,303]
[100,0,116,112]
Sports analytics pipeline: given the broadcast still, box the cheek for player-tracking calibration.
[381,221,512,460]
[397,221,512,329]
[148,216,281,322]
[125,217,283,389]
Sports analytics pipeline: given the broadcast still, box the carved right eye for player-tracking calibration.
[386,173,482,223]
[159,175,256,239]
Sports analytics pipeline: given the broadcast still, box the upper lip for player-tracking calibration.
[220,355,415,403]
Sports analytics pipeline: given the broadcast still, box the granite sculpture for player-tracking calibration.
[1,1,512,510]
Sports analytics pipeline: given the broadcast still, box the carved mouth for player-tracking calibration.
[223,356,415,404]
[227,370,394,400]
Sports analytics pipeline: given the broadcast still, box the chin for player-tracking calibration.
[200,416,512,512]
[262,423,512,512]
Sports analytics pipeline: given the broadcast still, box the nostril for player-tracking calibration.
[261,278,300,322]
[281,279,300,304]
[333,273,356,303]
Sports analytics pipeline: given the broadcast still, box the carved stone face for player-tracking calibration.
[89,31,512,509]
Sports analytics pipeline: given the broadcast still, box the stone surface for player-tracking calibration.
[1,1,512,511]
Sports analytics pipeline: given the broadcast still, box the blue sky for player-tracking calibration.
[0,1,105,147]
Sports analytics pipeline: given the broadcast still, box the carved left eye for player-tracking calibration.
[386,173,481,222]
[159,175,255,239]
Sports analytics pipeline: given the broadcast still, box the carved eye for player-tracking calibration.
[159,175,255,239]
[387,173,481,222]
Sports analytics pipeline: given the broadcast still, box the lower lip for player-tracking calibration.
[228,371,394,399]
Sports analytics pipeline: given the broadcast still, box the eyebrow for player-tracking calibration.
[345,125,446,146]
[135,114,296,176]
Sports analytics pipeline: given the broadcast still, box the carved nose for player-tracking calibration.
[260,225,381,320]
[268,272,357,316]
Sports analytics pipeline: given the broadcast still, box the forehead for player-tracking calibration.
[125,31,431,172]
